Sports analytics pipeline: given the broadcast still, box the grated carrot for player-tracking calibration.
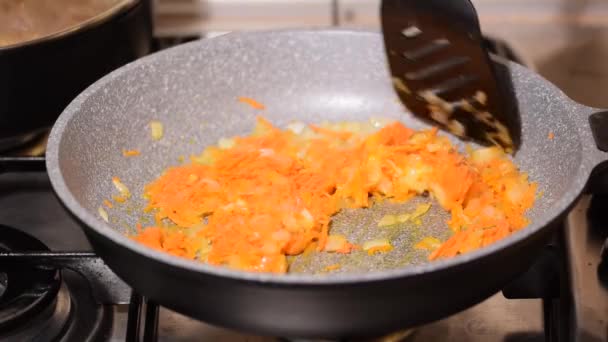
[122,149,141,157]
[323,264,341,272]
[132,116,536,273]
[103,199,113,209]
[309,124,353,140]
[113,195,127,203]
[548,132,555,140]
[238,97,265,110]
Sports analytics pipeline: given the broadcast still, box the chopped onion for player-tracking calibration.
[98,207,109,222]
[363,238,393,255]
[218,137,235,150]
[300,208,314,223]
[398,164,431,193]
[369,117,392,129]
[377,214,398,227]
[429,184,447,208]
[287,121,307,135]
[112,177,131,198]
[378,204,430,227]
[471,147,502,165]
[150,121,163,140]
[191,148,215,165]
[415,236,442,250]
[324,235,348,252]
[505,180,529,205]
[396,213,411,223]
[411,203,431,219]
[198,238,212,261]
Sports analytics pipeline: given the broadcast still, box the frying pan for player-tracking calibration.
[45,30,608,339]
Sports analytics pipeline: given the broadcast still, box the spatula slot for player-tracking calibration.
[381,0,519,150]
[430,74,477,96]
[405,56,470,81]
[402,39,450,61]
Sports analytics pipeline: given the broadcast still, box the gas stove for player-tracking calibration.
[0,35,606,342]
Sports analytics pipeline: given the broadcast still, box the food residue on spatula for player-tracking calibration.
[128,116,536,273]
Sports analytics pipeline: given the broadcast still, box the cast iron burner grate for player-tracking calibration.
[0,225,62,336]
[0,222,121,342]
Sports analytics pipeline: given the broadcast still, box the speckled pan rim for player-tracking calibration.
[46,28,591,285]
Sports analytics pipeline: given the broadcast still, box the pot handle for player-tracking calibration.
[587,111,608,193]
[590,112,608,153]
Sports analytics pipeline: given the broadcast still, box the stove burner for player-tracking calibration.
[0,224,119,341]
[279,329,415,342]
[3,129,50,157]
[0,129,50,156]
[0,225,62,333]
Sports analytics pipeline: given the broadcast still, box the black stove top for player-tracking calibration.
[563,195,608,341]
[0,37,606,342]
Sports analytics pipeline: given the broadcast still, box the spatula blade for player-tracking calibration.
[381,0,521,152]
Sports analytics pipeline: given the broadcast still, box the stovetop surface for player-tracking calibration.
[0,173,90,251]
[121,294,544,341]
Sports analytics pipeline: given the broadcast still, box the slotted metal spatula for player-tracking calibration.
[381,0,520,152]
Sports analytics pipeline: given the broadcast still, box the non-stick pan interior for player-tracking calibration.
[53,30,584,274]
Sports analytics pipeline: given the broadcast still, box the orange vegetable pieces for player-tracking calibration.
[134,117,536,272]
[238,97,265,110]
[133,227,199,259]
[122,149,141,157]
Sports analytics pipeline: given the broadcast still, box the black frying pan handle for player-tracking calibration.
[590,112,608,153]
[587,111,608,193]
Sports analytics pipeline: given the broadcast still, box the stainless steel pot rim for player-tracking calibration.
[46,29,591,285]
[0,0,138,51]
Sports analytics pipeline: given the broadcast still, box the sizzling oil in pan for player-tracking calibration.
[288,197,452,274]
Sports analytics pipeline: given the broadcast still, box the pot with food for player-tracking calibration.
[0,0,151,150]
